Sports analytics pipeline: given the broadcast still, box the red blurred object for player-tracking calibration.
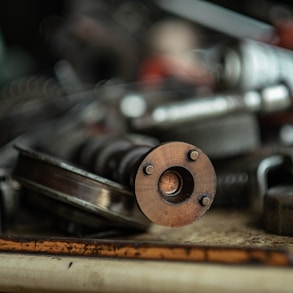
[275,19,293,50]
[137,54,214,90]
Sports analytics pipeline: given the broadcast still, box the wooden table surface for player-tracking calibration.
[1,207,293,292]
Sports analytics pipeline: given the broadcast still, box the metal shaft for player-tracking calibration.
[72,136,217,227]
[130,84,291,130]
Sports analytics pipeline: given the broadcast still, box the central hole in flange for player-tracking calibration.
[159,170,182,196]
[158,167,194,204]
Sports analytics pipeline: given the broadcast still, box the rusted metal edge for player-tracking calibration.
[0,236,292,267]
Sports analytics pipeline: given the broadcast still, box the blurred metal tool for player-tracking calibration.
[156,0,275,42]
[214,149,292,212]
[129,83,291,131]
[158,112,260,159]
[217,39,293,91]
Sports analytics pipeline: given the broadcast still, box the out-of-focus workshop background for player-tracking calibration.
[1,0,293,292]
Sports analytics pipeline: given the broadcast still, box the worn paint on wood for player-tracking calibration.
[0,236,291,267]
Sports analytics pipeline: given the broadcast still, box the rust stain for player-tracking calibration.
[0,237,291,267]
[207,249,249,263]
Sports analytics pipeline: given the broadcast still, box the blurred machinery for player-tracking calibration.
[1,0,293,240]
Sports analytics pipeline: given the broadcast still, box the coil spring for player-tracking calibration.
[0,75,64,102]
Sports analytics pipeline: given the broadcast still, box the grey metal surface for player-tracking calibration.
[156,0,275,41]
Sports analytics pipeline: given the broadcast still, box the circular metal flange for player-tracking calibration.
[12,146,150,231]
[134,141,216,227]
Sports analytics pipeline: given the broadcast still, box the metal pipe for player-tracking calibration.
[130,84,291,130]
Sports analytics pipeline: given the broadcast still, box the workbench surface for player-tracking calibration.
[1,207,293,293]
[133,207,293,248]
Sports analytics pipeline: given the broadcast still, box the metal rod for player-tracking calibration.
[131,84,291,130]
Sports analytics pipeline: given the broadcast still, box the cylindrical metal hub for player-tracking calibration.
[134,141,216,227]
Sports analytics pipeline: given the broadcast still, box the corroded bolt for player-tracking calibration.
[144,164,154,175]
[188,150,199,161]
[200,195,211,206]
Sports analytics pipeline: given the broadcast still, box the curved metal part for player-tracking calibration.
[12,146,150,231]
[25,190,117,230]
[134,142,216,227]
[251,155,285,213]
[24,190,138,237]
